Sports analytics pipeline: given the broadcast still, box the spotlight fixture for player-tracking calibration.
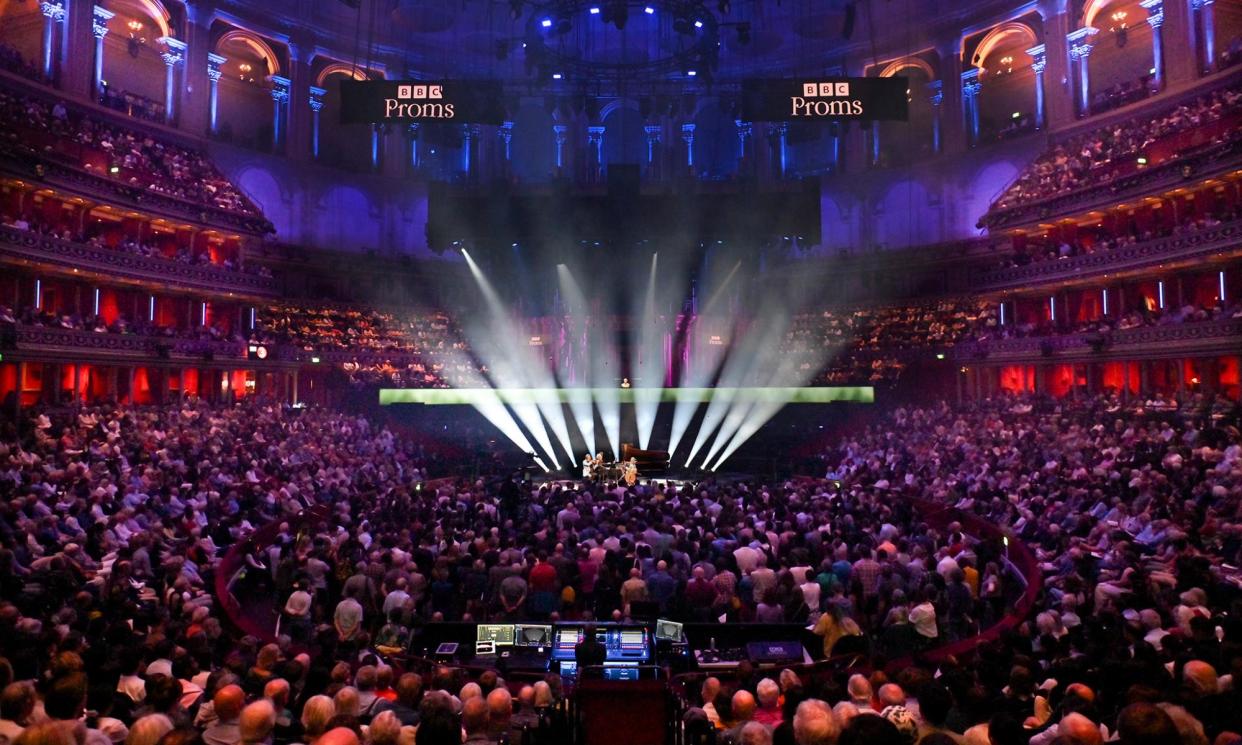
[694,19,703,28]
[589,6,600,13]
[540,17,552,27]
[644,6,655,15]
[126,19,143,32]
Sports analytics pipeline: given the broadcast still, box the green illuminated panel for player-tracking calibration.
[379,386,874,406]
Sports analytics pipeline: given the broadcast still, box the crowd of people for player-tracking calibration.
[0,88,263,219]
[0,303,243,344]
[0,387,1235,745]
[999,207,1237,270]
[990,83,1242,212]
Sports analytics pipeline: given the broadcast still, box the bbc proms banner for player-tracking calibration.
[741,78,909,122]
[339,80,506,124]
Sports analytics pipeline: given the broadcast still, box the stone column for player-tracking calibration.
[462,123,479,178]
[926,80,943,151]
[1038,1,1076,128]
[181,0,214,135]
[553,124,568,172]
[777,122,789,176]
[1067,27,1099,116]
[499,121,514,162]
[961,68,981,146]
[644,124,661,173]
[207,53,225,134]
[1159,0,1197,85]
[91,6,113,99]
[1195,0,1216,72]
[1027,44,1047,129]
[735,120,752,176]
[158,37,187,125]
[681,123,695,172]
[1141,0,1166,88]
[587,125,605,181]
[40,1,65,83]
[268,75,291,152]
[307,86,326,158]
[285,39,315,162]
[407,122,420,169]
[937,43,965,154]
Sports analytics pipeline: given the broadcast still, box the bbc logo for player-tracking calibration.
[802,82,850,97]
[396,84,444,100]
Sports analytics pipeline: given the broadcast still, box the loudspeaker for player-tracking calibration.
[842,2,856,39]
[607,164,641,197]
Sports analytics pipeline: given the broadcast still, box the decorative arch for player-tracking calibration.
[969,22,1039,68]
[110,0,173,40]
[599,98,640,122]
[1083,0,1125,30]
[316,62,370,86]
[215,29,282,77]
[877,56,936,80]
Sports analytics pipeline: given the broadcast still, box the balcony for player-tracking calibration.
[0,224,279,298]
[949,317,1242,363]
[980,134,1242,231]
[9,324,249,361]
[973,219,1242,291]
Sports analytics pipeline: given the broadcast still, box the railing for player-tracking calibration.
[973,220,1242,290]
[0,225,279,297]
[950,317,1242,361]
[10,324,256,360]
[214,505,332,643]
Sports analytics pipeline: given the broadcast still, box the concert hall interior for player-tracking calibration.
[2,1,1242,745]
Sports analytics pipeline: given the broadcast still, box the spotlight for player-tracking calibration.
[644,6,655,14]
[589,6,600,13]
[552,72,563,79]
[686,69,697,76]
[540,17,552,28]
[694,19,703,28]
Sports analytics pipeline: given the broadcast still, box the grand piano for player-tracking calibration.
[620,444,671,476]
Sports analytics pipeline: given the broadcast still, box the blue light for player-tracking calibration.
[694,19,703,27]
[687,70,697,76]
[552,73,563,79]
[589,6,600,13]
[541,17,552,27]
[644,6,655,13]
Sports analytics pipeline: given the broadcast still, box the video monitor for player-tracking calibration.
[476,624,515,646]
[514,624,552,647]
[557,660,578,677]
[655,619,684,642]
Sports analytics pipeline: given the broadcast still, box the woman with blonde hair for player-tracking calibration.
[299,695,337,745]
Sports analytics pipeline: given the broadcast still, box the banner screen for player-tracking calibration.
[339,80,506,124]
[741,77,909,122]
